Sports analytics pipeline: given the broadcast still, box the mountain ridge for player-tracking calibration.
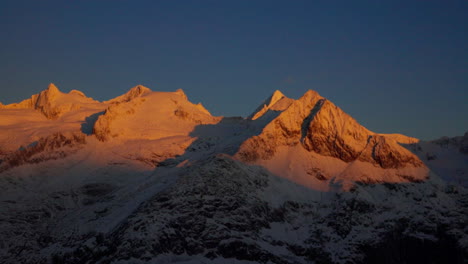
[0,83,458,188]
[0,83,466,263]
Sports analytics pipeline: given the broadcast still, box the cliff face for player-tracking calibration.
[301,100,422,169]
[237,90,425,187]
[238,90,422,168]
[238,90,324,161]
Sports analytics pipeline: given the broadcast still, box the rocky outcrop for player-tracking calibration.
[301,99,370,163]
[301,100,422,168]
[105,85,152,104]
[238,90,324,161]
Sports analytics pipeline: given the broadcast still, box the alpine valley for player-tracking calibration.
[0,84,466,264]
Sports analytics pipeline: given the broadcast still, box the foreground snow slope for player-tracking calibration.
[0,84,466,263]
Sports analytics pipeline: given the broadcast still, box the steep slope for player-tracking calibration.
[237,90,426,190]
[248,90,294,121]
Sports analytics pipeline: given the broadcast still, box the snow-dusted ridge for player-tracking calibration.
[248,90,295,121]
[0,83,466,263]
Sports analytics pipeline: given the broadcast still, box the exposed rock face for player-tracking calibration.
[302,100,422,168]
[34,84,71,119]
[93,103,126,141]
[248,90,295,120]
[301,99,369,163]
[105,85,152,104]
[238,90,324,161]
[238,90,422,170]
[368,136,423,168]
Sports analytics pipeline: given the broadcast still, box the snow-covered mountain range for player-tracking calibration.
[0,84,466,263]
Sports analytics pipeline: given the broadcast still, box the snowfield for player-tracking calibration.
[0,84,466,263]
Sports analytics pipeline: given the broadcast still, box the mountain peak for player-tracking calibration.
[36,83,63,107]
[46,83,60,94]
[238,88,425,189]
[106,85,152,104]
[0,83,102,119]
[270,90,285,103]
[248,90,294,120]
[129,85,151,94]
[175,88,188,100]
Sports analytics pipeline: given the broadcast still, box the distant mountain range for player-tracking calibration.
[1,84,466,263]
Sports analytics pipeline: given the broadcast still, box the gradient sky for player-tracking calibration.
[1,0,467,140]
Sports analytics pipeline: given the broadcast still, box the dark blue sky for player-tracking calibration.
[1,0,467,140]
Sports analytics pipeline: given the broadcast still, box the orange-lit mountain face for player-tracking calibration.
[0,84,466,263]
[1,83,428,190]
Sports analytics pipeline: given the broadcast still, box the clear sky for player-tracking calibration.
[1,0,467,140]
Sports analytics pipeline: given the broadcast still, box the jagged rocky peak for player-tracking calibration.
[269,89,285,104]
[33,83,100,119]
[107,84,152,104]
[35,83,62,107]
[0,83,97,115]
[248,89,295,120]
[237,89,425,187]
[0,83,58,110]
[130,84,151,94]
[46,82,60,94]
